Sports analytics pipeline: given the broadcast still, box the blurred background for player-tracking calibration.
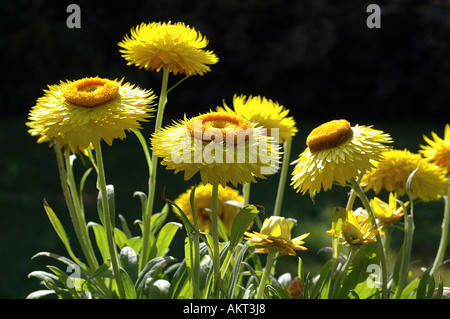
[1,0,449,298]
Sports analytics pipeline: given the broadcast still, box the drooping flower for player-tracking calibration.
[420,124,450,174]
[216,94,298,144]
[291,119,392,195]
[370,192,408,226]
[361,149,450,202]
[327,207,382,247]
[27,77,156,152]
[150,111,281,187]
[118,21,219,76]
[174,183,243,235]
[244,216,309,255]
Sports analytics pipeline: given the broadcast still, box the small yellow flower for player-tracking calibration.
[244,216,309,255]
[362,149,450,202]
[174,183,243,235]
[420,124,450,174]
[370,192,408,225]
[27,77,156,153]
[216,94,298,144]
[291,119,392,195]
[118,21,219,76]
[327,207,382,247]
[150,111,281,187]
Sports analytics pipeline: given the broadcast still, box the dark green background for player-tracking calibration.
[1,0,449,298]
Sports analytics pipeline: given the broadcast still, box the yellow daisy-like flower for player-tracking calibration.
[118,21,219,76]
[174,183,243,235]
[370,192,408,225]
[216,94,298,144]
[27,77,156,153]
[362,149,450,202]
[327,207,382,247]
[290,119,392,195]
[150,111,281,187]
[244,216,309,255]
[420,124,450,174]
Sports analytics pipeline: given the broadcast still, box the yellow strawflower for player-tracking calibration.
[216,94,298,143]
[118,21,218,76]
[327,207,382,247]
[420,123,450,173]
[27,77,156,152]
[244,216,309,255]
[362,149,450,202]
[291,119,392,195]
[174,184,243,235]
[370,192,408,225]
[150,111,281,187]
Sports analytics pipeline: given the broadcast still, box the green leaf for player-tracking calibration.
[120,268,137,299]
[154,222,182,258]
[97,184,116,228]
[125,237,143,254]
[310,259,333,299]
[229,205,259,251]
[119,246,139,284]
[114,228,128,249]
[88,222,109,262]
[135,256,177,296]
[133,191,148,219]
[43,200,85,268]
[151,204,169,233]
[26,290,56,299]
[148,279,170,299]
[339,243,381,299]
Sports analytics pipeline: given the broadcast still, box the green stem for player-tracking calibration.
[394,214,414,299]
[255,250,276,299]
[54,146,97,271]
[243,182,251,207]
[350,177,388,299]
[140,68,170,271]
[430,185,450,277]
[273,139,292,217]
[211,182,221,298]
[95,142,126,299]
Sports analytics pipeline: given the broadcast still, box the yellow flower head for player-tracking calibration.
[150,111,281,187]
[174,183,243,236]
[362,149,450,202]
[244,216,309,255]
[27,77,156,153]
[118,21,219,76]
[327,207,382,247]
[370,192,408,225]
[216,94,298,144]
[420,124,450,174]
[291,119,392,195]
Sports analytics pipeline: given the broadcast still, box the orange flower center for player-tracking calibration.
[63,77,120,108]
[186,112,253,145]
[306,119,354,153]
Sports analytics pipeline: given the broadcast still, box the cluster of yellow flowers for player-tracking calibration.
[26,21,450,298]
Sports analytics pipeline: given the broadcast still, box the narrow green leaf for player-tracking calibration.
[119,246,139,284]
[310,260,333,299]
[88,222,110,262]
[125,237,143,254]
[120,268,137,299]
[135,256,177,295]
[43,200,85,268]
[151,204,169,234]
[154,222,182,258]
[97,184,116,228]
[148,279,170,299]
[229,205,259,251]
[114,228,128,249]
[26,290,56,299]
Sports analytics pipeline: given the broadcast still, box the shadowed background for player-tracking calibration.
[1,0,449,298]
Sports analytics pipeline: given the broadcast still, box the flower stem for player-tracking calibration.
[140,68,170,271]
[54,146,98,272]
[243,182,251,207]
[273,139,292,217]
[430,185,450,277]
[211,182,221,298]
[255,250,276,299]
[95,142,126,299]
[350,177,388,299]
